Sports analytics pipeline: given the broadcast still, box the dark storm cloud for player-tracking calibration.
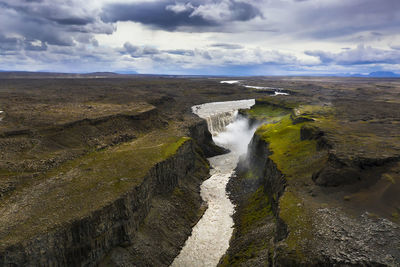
[101,0,262,31]
[0,0,113,51]
[0,0,94,26]
[102,1,215,29]
[51,17,94,26]
[305,45,400,65]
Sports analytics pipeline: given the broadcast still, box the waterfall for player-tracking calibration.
[205,111,237,135]
[172,99,255,267]
[192,99,255,135]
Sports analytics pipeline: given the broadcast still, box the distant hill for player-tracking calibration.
[342,71,400,78]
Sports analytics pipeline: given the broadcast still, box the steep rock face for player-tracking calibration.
[222,134,288,267]
[0,138,209,266]
[224,124,400,266]
[189,118,228,157]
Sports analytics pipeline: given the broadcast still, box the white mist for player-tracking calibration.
[213,113,259,156]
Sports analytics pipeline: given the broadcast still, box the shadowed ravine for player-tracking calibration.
[171,100,256,267]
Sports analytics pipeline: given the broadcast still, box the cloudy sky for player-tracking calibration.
[0,0,399,75]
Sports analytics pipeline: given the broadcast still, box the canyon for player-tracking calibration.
[0,75,399,266]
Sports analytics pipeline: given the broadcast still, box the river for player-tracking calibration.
[171,99,256,267]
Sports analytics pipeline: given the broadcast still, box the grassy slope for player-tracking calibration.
[234,98,330,262]
[0,127,190,249]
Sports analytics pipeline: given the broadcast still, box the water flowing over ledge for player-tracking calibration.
[192,100,255,135]
[172,100,256,267]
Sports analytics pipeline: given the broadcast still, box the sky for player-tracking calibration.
[0,0,399,75]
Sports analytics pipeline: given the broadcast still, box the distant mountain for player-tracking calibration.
[366,71,400,78]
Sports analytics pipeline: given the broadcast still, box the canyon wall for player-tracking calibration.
[0,120,215,266]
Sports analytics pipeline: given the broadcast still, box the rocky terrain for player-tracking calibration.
[0,74,399,266]
[221,77,400,266]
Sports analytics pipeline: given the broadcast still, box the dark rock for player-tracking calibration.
[312,166,361,186]
[292,116,315,125]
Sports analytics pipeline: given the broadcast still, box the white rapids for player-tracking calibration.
[171,99,257,267]
[220,80,240,84]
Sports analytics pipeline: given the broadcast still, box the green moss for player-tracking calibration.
[279,190,312,260]
[252,107,330,262]
[162,136,191,158]
[241,186,272,234]
[256,115,327,182]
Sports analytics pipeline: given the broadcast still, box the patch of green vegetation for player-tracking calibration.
[255,115,327,181]
[251,106,330,261]
[219,241,269,267]
[279,190,312,260]
[241,186,272,234]
[241,104,289,121]
[162,136,191,158]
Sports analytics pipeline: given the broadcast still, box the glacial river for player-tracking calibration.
[171,100,256,267]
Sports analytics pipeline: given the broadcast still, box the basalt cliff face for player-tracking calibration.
[221,97,400,266]
[0,112,224,266]
[0,137,210,266]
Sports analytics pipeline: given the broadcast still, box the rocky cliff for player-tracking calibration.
[221,98,400,266]
[0,138,209,266]
[0,113,222,266]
